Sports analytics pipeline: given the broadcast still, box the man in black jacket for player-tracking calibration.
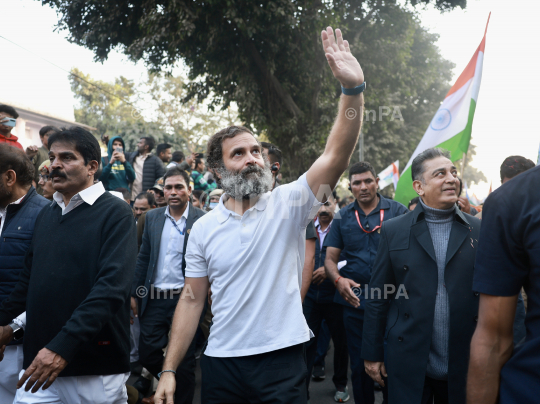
[128,137,165,202]
[0,127,137,404]
[362,148,481,404]
[132,166,205,404]
[0,145,48,402]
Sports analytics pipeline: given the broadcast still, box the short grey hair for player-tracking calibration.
[411,148,451,182]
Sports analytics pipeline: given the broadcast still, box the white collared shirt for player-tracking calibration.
[186,173,320,357]
[0,194,25,235]
[53,182,106,215]
[314,217,333,249]
[153,205,190,290]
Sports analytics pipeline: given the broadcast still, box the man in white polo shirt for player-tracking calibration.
[155,26,366,404]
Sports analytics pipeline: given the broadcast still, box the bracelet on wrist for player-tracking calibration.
[157,369,176,379]
[341,82,366,96]
[335,276,343,286]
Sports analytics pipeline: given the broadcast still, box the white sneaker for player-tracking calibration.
[334,386,350,403]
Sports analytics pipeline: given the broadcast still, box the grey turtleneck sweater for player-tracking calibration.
[420,198,455,380]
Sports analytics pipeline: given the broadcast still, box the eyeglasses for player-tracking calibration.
[39,174,50,181]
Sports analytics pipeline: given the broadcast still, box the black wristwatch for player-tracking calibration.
[8,322,24,341]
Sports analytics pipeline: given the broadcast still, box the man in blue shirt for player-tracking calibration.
[467,164,540,404]
[325,162,408,404]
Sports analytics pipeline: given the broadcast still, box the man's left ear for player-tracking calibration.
[211,168,221,180]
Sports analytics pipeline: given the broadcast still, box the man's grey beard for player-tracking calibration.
[217,160,273,200]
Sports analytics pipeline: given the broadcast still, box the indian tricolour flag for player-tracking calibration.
[378,160,399,190]
[394,14,490,205]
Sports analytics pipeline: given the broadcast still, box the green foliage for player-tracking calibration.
[349,4,456,175]
[53,0,463,179]
[146,73,239,154]
[70,68,170,152]
[70,68,238,153]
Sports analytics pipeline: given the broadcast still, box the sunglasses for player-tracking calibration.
[39,174,50,181]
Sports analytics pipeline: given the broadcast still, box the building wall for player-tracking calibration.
[10,109,94,150]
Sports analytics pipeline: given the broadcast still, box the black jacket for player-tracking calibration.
[127,152,166,193]
[361,203,481,404]
[132,203,206,316]
[0,187,48,345]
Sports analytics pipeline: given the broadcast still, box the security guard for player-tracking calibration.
[325,162,407,404]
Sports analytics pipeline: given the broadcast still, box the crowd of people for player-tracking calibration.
[0,26,538,404]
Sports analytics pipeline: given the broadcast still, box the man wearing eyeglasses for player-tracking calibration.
[325,161,407,404]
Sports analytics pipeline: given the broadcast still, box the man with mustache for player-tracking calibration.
[131,167,205,404]
[362,148,482,404]
[0,127,137,404]
[154,26,365,404]
[324,161,408,404]
[304,195,351,403]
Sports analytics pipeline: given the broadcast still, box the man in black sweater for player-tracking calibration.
[0,127,137,404]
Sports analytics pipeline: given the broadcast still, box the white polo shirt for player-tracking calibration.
[186,173,320,357]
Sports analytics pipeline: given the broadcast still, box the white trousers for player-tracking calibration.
[13,370,129,404]
[0,345,24,403]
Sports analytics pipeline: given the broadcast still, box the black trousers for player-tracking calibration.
[139,294,197,404]
[201,344,308,404]
[420,376,449,404]
[303,297,349,394]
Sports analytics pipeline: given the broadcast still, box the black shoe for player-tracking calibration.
[312,365,326,380]
[133,376,152,396]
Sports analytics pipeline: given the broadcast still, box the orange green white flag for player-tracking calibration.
[394,13,491,205]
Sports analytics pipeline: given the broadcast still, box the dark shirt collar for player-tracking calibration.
[349,193,390,216]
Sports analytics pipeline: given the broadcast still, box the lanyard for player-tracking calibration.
[167,216,186,236]
[354,209,384,234]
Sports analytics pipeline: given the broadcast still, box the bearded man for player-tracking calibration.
[154,26,366,404]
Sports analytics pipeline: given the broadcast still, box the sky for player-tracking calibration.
[1,0,539,197]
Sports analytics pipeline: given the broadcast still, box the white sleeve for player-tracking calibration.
[184,222,209,278]
[12,311,26,330]
[277,173,321,227]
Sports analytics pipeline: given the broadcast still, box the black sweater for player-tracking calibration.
[0,192,137,377]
